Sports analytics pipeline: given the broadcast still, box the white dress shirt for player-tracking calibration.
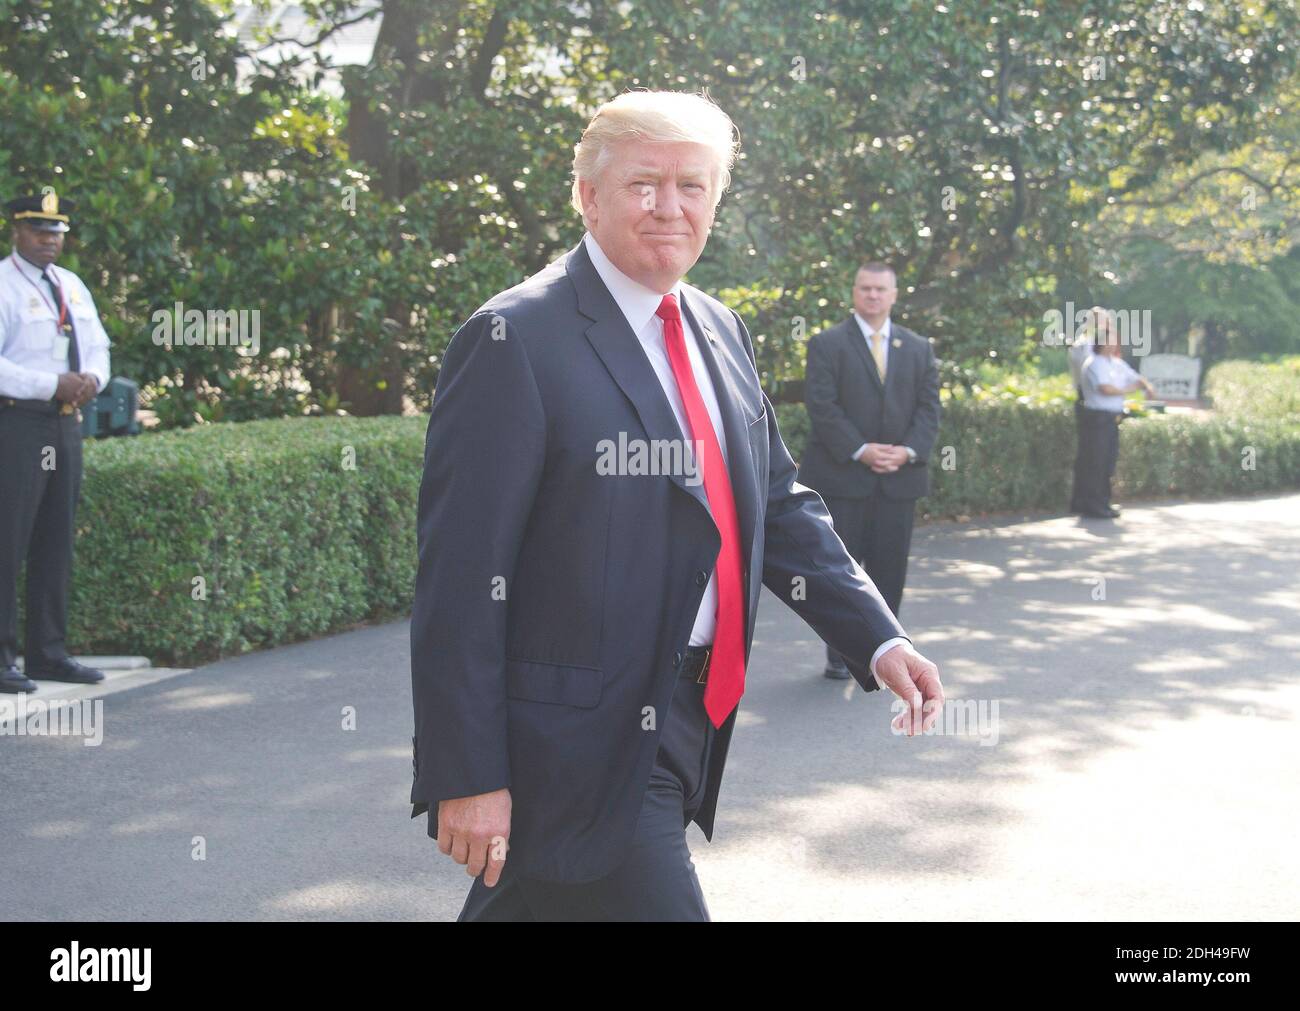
[1081,353,1140,413]
[584,233,901,684]
[0,250,111,400]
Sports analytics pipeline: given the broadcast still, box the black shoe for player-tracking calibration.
[27,657,105,684]
[823,664,851,680]
[1079,508,1117,520]
[1,664,38,693]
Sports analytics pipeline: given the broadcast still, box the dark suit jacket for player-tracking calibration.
[409,239,908,884]
[799,316,942,500]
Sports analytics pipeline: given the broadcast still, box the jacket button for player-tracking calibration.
[695,570,708,586]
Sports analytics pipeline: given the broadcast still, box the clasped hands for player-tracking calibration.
[857,443,909,473]
[54,371,100,408]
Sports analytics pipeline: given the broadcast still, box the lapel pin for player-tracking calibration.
[892,338,902,348]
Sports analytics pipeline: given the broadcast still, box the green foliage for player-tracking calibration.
[2,0,1296,425]
[775,359,1300,522]
[1203,355,1300,420]
[62,356,1297,664]
[70,416,424,664]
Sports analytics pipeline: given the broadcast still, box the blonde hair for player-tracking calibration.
[570,90,740,217]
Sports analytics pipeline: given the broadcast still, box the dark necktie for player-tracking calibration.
[42,268,80,373]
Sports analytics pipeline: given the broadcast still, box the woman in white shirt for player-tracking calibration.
[1071,317,1156,519]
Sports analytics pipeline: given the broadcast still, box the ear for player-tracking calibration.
[577,176,599,227]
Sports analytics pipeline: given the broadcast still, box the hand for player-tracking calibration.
[871,445,909,473]
[54,372,83,404]
[873,642,944,736]
[858,443,893,470]
[437,787,512,887]
[74,373,99,407]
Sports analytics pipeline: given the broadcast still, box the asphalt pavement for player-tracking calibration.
[2,493,1296,920]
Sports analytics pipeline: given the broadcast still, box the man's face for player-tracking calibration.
[1094,316,1121,355]
[13,222,64,269]
[579,139,716,294]
[853,269,897,321]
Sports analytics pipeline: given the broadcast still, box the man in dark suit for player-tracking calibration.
[409,92,943,921]
[798,263,942,679]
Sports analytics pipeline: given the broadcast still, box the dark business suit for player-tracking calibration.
[409,239,908,919]
[799,317,941,652]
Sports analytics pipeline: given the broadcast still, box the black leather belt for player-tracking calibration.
[0,396,78,418]
[681,645,711,684]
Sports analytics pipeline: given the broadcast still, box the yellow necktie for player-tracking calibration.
[870,331,886,379]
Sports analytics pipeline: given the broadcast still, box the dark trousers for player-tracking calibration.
[1071,406,1121,514]
[457,653,716,921]
[0,406,83,668]
[820,492,915,669]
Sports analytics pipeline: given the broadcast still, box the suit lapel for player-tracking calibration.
[845,316,885,392]
[678,290,759,616]
[569,240,710,516]
[567,237,761,639]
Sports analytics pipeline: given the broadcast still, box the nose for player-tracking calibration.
[652,183,682,218]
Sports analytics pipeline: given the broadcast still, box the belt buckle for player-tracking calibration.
[695,647,711,684]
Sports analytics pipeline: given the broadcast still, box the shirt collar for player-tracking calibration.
[852,311,890,341]
[583,231,684,336]
[9,248,49,282]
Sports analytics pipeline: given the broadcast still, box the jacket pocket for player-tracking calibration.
[504,656,604,709]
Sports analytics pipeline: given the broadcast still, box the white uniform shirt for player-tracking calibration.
[584,232,902,683]
[0,249,111,400]
[1081,352,1140,413]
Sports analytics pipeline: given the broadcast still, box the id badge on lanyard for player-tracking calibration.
[52,327,71,361]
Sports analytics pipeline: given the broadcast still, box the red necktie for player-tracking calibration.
[656,293,746,727]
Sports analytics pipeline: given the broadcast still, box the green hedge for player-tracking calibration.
[63,361,1299,665]
[777,393,1300,522]
[1202,356,1300,420]
[68,417,425,665]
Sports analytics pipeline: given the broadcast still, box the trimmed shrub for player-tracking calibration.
[64,358,1297,664]
[71,416,424,665]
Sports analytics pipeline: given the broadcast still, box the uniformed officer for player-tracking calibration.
[0,190,110,693]
[1071,321,1156,520]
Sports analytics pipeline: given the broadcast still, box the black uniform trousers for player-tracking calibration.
[0,404,83,669]
[457,646,717,921]
[1070,405,1121,515]
[821,492,915,669]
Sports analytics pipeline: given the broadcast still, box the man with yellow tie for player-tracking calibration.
[799,263,942,678]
